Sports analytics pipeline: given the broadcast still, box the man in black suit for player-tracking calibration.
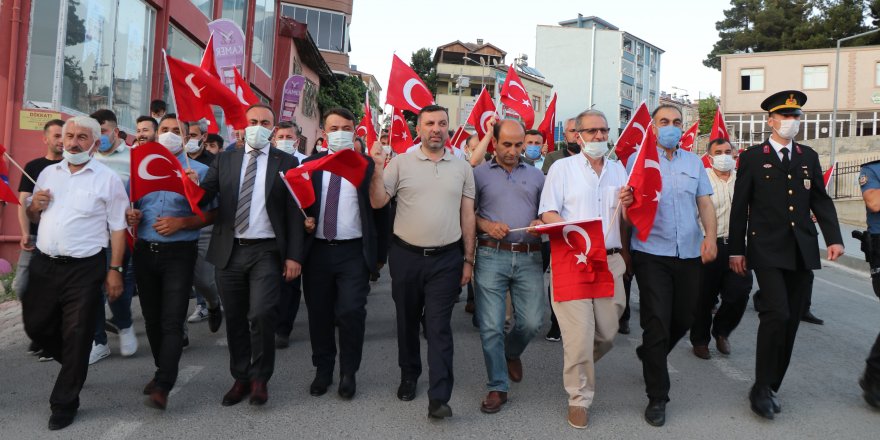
[301,108,383,400]
[729,90,844,420]
[195,103,304,406]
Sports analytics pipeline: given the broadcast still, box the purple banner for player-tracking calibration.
[207,19,246,90]
[279,75,306,122]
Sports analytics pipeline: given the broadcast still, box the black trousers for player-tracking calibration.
[691,239,753,346]
[133,241,198,391]
[621,276,633,323]
[275,275,302,337]
[389,241,462,403]
[869,263,880,380]
[216,241,281,382]
[632,251,701,401]
[753,263,812,392]
[303,239,370,375]
[22,250,105,415]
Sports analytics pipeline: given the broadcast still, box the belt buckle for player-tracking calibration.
[237,238,247,246]
[423,248,435,257]
[149,242,160,253]
[509,244,520,253]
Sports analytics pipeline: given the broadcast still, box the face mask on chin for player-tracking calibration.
[63,145,94,165]
[566,142,581,154]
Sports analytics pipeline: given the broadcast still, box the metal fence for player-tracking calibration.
[828,156,880,199]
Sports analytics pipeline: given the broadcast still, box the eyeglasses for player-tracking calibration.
[577,128,610,135]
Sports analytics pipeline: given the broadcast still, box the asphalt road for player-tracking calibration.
[0,260,877,439]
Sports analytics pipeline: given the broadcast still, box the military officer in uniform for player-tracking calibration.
[729,90,844,420]
[857,161,880,408]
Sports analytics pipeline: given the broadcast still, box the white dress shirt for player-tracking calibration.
[706,169,736,238]
[34,158,128,257]
[538,154,628,249]
[768,137,793,162]
[235,145,275,239]
[315,169,362,240]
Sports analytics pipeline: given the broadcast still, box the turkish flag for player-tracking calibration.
[233,67,259,106]
[500,65,535,129]
[386,54,435,113]
[711,107,730,140]
[449,125,470,152]
[389,107,413,154]
[615,101,650,166]
[536,218,614,301]
[680,120,699,151]
[200,33,219,78]
[823,162,836,189]
[467,87,497,141]
[130,142,205,219]
[702,153,712,168]
[537,93,557,152]
[356,91,378,147]
[0,144,20,205]
[282,149,369,209]
[626,127,663,242]
[165,53,248,129]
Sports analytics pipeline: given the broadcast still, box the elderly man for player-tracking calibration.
[539,109,632,429]
[22,116,128,430]
[473,119,545,414]
[370,105,476,419]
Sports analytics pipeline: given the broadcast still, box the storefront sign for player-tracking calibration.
[279,75,306,122]
[207,19,246,90]
[19,109,62,131]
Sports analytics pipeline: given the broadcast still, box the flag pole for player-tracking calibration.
[4,152,38,190]
[278,171,309,218]
[162,49,193,170]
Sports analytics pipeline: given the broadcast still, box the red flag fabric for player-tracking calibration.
[356,91,378,147]
[449,126,470,151]
[702,153,712,168]
[823,162,836,189]
[386,54,435,113]
[537,93,557,152]
[626,128,663,242]
[130,142,205,219]
[233,67,259,106]
[467,87,497,141]
[0,144,20,205]
[282,149,369,209]
[680,120,699,151]
[711,107,730,140]
[165,53,248,129]
[389,107,413,154]
[536,218,614,301]
[499,65,535,129]
[200,33,219,78]
[615,101,651,166]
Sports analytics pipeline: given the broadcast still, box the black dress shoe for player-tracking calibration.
[618,320,630,335]
[428,399,452,419]
[749,385,775,420]
[860,374,880,408]
[801,311,824,325]
[221,380,251,406]
[338,373,356,399]
[208,307,223,333]
[310,372,333,397]
[397,378,417,401]
[644,399,666,427]
[48,413,75,431]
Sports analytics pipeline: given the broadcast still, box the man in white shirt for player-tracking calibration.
[538,109,632,429]
[22,116,128,431]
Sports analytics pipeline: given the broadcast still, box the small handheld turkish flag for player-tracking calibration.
[680,120,699,151]
[356,91,378,147]
[386,55,435,113]
[130,142,205,219]
[615,101,651,166]
[500,65,535,129]
[536,218,614,301]
[282,149,368,209]
[712,107,730,140]
[467,87,497,140]
[165,52,248,129]
[389,108,413,154]
[449,126,470,152]
[537,93,557,151]
[823,162,836,189]
[626,128,663,242]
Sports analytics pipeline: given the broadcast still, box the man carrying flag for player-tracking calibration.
[538,109,632,429]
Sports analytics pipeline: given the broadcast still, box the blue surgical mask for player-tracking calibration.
[524,145,541,160]
[657,126,683,149]
[98,134,113,152]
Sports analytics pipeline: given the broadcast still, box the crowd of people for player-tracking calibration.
[9,88,880,432]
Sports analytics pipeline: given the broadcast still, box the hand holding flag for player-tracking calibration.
[534,218,614,301]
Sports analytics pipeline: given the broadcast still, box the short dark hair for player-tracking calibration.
[651,104,682,119]
[277,120,300,133]
[246,103,276,122]
[136,115,158,131]
[205,133,224,145]
[89,109,117,126]
[43,119,64,132]
[150,99,166,114]
[322,107,356,126]
[493,119,526,140]
[417,105,448,124]
[707,137,731,152]
[524,129,544,140]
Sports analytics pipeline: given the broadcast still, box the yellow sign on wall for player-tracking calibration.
[19,109,62,131]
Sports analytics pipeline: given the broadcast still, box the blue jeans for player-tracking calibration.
[474,245,545,392]
[94,250,135,345]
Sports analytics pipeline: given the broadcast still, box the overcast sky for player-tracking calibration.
[349,0,731,105]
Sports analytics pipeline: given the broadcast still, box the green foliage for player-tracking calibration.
[316,75,368,120]
[698,96,719,136]
[409,48,438,95]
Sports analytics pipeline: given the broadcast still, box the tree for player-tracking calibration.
[698,96,719,137]
[316,75,367,120]
[409,48,438,95]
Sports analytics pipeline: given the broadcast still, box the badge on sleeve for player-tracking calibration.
[804,179,811,190]
[860,173,869,186]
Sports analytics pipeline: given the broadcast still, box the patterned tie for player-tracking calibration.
[323,174,342,240]
[234,149,261,234]
[780,147,790,171]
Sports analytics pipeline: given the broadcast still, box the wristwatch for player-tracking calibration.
[109,265,124,273]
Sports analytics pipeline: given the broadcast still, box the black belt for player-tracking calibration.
[34,249,101,264]
[315,237,362,246]
[477,238,541,253]
[717,237,729,245]
[136,239,197,253]
[393,235,460,256]
[235,238,274,246]
[607,248,622,255]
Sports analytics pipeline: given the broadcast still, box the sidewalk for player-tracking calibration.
[820,221,869,273]
[0,300,23,350]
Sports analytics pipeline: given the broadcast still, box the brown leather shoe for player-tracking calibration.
[221,380,251,406]
[568,406,589,429]
[147,387,168,410]
[693,345,711,360]
[507,358,523,383]
[249,380,268,405]
[715,335,731,355]
[480,391,508,414]
[143,379,156,395]
[465,302,475,314]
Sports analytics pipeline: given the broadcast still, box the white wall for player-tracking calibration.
[592,31,624,137]
[536,25,592,124]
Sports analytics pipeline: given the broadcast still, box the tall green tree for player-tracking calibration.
[698,96,719,137]
[316,75,367,120]
[409,48,439,95]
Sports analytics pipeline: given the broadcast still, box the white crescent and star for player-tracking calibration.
[138,154,176,181]
[479,111,495,133]
[644,159,660,170]
[632,122,646,137]
[185,74,206,98]
[562,225,592,267]
[402,78,430,111]
[510,81,527,97]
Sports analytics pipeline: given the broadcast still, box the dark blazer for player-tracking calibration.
[729,140,843,271]
[201,147,304,270]
[301,152,385,276]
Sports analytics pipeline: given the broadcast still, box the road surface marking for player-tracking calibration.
[814,275,879,303]
[169,365,204,397]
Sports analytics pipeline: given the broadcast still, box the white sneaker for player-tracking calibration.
[89,343,110,365]
[187,305,209,323]
[118,326,138,357]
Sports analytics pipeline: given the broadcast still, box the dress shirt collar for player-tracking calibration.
[57,157,99,175]
[244,144,265,156]
[658,146,681,160]
[488,157,526,169]
[768,137,793,155]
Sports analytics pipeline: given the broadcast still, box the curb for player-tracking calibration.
[820,247,869,274]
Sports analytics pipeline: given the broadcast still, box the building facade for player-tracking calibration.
[535,15,663,139]
[659,92,698,129]
[720,45,880,148]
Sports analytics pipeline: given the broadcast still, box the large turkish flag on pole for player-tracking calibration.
[615,101,651,166]
[386,54,435,113]
[626,128,663,241]
[680,120,699,151]
[712,107,730,140]
[165,52,248,129]
[536,218,614,301]
[537,93,557,151]
[499,65,535,129]
[130,142,205,219]
[467,87,497,140]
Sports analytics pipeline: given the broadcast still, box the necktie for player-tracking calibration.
[234,149,261,234]
[780,147,790,171]
[323,174,341,240]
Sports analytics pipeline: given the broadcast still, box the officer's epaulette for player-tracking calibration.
[861,159,880,167]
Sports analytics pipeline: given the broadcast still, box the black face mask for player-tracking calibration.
[566,142,581,154]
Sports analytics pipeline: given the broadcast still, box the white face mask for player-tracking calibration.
[382,145,392,155]
[775,119,800,140]
[63,145,94,165]
[711,153,735,172]
[275,139,297,155]
[327,130,355,153]
[245,125,273,150]
[581,140,608,159]
[184,139,201,154]
[158,132,183,155]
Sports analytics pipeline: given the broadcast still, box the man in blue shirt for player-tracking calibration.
[127,114,215,410]
[627,104,718,427]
